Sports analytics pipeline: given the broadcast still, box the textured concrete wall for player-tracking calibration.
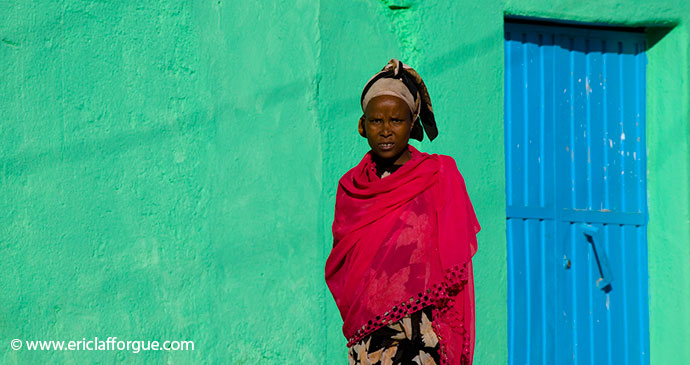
[1,1,322,363]
[1,0,688,364]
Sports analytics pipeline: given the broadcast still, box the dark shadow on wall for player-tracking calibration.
[505,15,676,52]
[646,26,674,50]
[505,15,646,33]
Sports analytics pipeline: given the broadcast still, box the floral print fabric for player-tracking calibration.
[348,306,440,365]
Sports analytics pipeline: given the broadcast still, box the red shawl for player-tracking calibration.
[325,145,480,364]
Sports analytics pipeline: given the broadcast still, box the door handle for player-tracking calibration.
[582,224,613,291]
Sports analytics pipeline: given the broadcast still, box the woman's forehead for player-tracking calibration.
[365,95,412,116]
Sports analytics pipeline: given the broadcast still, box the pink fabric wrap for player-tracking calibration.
[325,145,480,364]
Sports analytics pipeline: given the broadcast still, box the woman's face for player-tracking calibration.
[359,95,414,162]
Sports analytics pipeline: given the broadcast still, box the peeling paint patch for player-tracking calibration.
[606,294,610,310]
[586,77,592,93]
[378,0,421,66]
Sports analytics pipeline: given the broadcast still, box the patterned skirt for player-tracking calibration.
[348,306,440,365]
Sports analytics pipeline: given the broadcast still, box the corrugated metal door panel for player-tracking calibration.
[558,37,647,214]
[505,31,556,212]
[505,21,649,365]
[507,218,558,364]
[506,28,559,365]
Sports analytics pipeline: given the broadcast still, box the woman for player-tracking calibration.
[325,59,481,365]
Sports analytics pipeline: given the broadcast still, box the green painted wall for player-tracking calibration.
[1,1,322,363]
[1,1,688,364]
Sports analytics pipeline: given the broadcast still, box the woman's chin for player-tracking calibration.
[371,145,410,163]
[372,150,392,158]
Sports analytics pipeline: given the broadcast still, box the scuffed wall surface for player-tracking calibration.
[1,0,688,364]
[1,0,323,363]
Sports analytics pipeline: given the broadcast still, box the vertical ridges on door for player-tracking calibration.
[505,21,649,364]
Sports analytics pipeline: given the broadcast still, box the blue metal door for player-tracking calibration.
[504,21,649,364]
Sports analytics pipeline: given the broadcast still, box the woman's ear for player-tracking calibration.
[358,116,366,137]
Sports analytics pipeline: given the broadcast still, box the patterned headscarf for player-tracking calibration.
[360,59,438,142]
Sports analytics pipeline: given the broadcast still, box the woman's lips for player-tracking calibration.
[378,142,394,151]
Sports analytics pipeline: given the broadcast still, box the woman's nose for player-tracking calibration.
[380,121,393,136]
